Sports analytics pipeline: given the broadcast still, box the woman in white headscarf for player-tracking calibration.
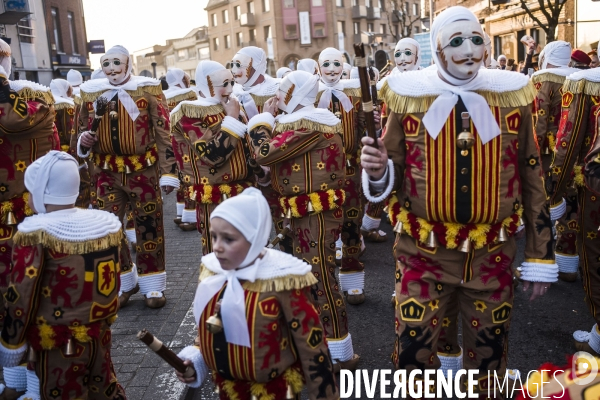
[296,58,319,75]
[276,66,292,79]
[170,60,254,256]
[175,188,338,399]
[246,70,361,371]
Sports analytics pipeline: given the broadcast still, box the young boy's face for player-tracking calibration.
[210,217,251,270]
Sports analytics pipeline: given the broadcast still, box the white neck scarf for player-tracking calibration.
[317,80,353,112]
[424,6,500,144]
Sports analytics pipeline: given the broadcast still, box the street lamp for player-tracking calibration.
[151,62,157,78]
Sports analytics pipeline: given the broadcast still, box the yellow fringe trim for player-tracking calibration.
[17,88,55,105]
[531,72,567,86]
[315,87,362,105]
[70,325,92,343]
[250,93,274,107]
[563,78,600,97]
[548,132,556,150]
[73,96,82,106]
[39,324,56,350]
[53,102,74,111]
[166,91,197,106]
[80,84,163,103]
[380,80,537,114]
[170,103,225,130]
[573,165,585,187]
[220,380,240,400]
[199,265,317,292]
[274,119,342,135]
[395,206,524,250]
[13,230,123,255]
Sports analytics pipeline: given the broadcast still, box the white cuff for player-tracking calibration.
[555,253,579,273]
[176,202,184,216]
[160,175,181,189]
[0,343,27,368]
[221,116,247,138]
[362,159,394,203]
[181,208,197,223]
[256,166,271,187]
[17,369,40,400]
[589,325,600,354]
[339,271,365,293]
[438,347,463,377]
[3,366,27,391]
[125,229,137,245]
[119,268,139,295]
[177,346,209,389]
[247,112,275,132]
[138,271,167,295]
[361,213,380,231]
[519,261,559,282]
[550,198,566,221]
[328,333,354,363]
[76,133,92,158]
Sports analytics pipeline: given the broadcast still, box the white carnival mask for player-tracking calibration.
[437,20,485,80]
[100,53,130,85]
[394,43,419,72]
[207,69,235,101]
[319,58,343,84]
[230,52,254,86]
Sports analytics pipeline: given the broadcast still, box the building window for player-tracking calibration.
[249,29,256,42]
[352,0,358,7]
[262,0,270,12]
[337,21,345,36]
[414,26,419,33]
[51,8,62,51]
[264,25,272,39]
[365,0,371,7]
[380,24,386,35]
[225,35,231,48]
[248,1,255,13]
[67,12,78,54]
[236,32,243,47]
[18,16,34,44]
[178,49,188,60]
[312,0,322,5]
[213,38,219,51]
[412,3,418,15]
[405,2,409,12]
[198,47,210,60]
[314,23,325,37]
[367,22,374,32]
[336,0,343,6]
[353,21,360,35]
[212,13,217,26]
[234,5,241,20]
[285,24,297,39]
[394,24,399,37]
[188,47,197,59]
[283,0,294,8]
[222,10,229,23]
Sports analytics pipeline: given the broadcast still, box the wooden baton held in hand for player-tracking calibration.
[248,158,265,179]
[137,329,195,378]
[353,43,378,149]
[267,225,291,249]
[81,96,109,153]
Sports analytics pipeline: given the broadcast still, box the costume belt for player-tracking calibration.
[26,316,117,351]
[93,144,158,173]
[279,189,345,218]
[387,194,524,250]
[1,192,33,225]
[189,180,254,204]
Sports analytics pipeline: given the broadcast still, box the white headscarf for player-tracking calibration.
[237,46,267,89]
[0,38,11,77]
[67,69,83,87]
[498,54,507,62]
[424,6,500,144]
[24,151,80,214]
[166,68,186,88]
[102,45,133,84]
[195,60,226,104]
[50,79,74,106]
[276,67,292,79]
[280,71,320,114]
[317,48,353,112]
[539,40,571,69]
[297,59,319,75]
[395,38,421,70]
[193,187,271,347]
[350,67,359,79]
[91,68,106,80]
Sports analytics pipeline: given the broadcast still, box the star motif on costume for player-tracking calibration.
[587,231,598,239]
[552,166,562,175]
[430,316,439,327]
[282,178,289,185]
[549,116,555,123]
[222,173,231,181]
[538,109,546,116]
[470,317,480,330]
[320,183,328,191]
[107,194,116,202]
[309,241,317,248]
[474,300,487,313]
[292,185,300,193]
[183,175,191,183]
[467,349,477,361]
[53,307,64,320]
[586,137,592,146]
[208,168,217,175]
[36,316,47,325]
[311,256,320,264]
[442,317,451,327]
[330,173,336,180]
[526,154,540,169]
[25,265,38,279]
[200,177,209,184]
[280,144,288,151]
[292,163,301,172]
[41,286,52,298]
[15,160,26,172]
[435,282,443,294]
[428,299,439,311]
[0,183,7,193]
[316,162,325,170]
[182,154,190,163]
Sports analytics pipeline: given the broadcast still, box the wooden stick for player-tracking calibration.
[353,43,378,149]
[137,329,195,378]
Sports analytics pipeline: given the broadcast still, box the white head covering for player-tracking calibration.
[316,48,354,112]
[50,79,71,99]
[166,68,186,88]
[276,67,291,79]
[195,60,226,103]
[279,71,319,113]
[297,59,319,75]
[498,54,507,62]
[350,67,359,79]
[193,187,271,347]
[91,68,106,80]
[24,151,80,214]
[343,63,352,75]
[483,32,492,68]
[423,6,500,144]
[395,38,421,70]
[101,45,133,84]
[539,40,571,69]
[66,69,83,87]
[0,38,11,77]
[236,46,267,88]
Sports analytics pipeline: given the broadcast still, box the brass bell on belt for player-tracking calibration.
[457,238,472,253]
[286,384,295,399]
[393,221,404,235]
[64,338,75,356]
[497,226,508,243]
[206,314,223,334]
[457,112,475,150]
[425,231,438,248]
[251,395,259,400]
[518,216,525,226]
[124,164,133,174]
[146,157,154,167]
[4,211,17,226]
[543,146,550,155]
[221,193,229,202]
[285,208,292,219]
[109,111,118,120]
[102,160,110,170]
[346,159,352,168]
[307,201,314,214]
[28,347,36,362]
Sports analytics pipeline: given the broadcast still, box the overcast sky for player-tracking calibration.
[82,0,209,69]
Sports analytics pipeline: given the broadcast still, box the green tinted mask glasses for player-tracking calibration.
[321,61,342,68]
[102,59,123,68]
[443,36,485,49]
[394,50,413,57]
